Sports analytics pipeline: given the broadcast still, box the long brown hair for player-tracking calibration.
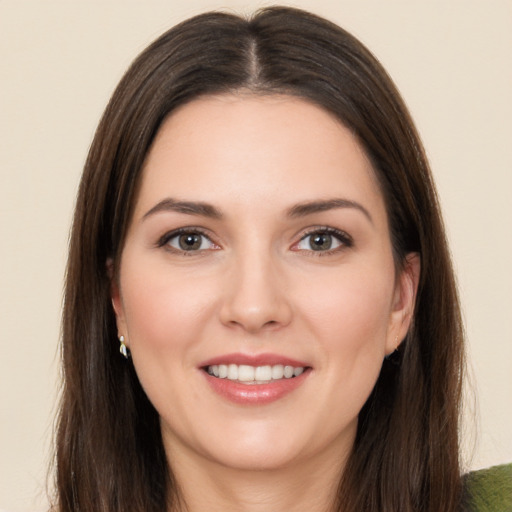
[55,6,464,511]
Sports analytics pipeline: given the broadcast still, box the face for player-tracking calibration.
[112,95,418,474]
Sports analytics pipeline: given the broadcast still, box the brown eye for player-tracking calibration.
[178,233,203,251]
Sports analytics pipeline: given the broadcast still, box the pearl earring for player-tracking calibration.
[119,335,130,359]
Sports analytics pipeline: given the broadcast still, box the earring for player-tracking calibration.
[119,335,130,359]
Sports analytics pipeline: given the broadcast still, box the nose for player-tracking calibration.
[219,249,293,334]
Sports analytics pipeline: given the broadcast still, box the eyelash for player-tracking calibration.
[156,226,353,256]
[157,227,217,255]
[294,226,353,256]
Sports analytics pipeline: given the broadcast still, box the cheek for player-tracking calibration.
[300,263,394,364]
[119,260,217,356]
[117,261,218,420]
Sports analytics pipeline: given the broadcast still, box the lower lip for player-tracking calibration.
[203,370,310,405]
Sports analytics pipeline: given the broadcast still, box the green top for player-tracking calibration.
[463,463,512,511]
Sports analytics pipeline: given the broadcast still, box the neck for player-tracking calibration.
[166,440,349,512]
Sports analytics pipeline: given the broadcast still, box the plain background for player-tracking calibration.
[1,1,511,510]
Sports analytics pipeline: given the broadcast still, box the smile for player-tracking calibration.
[200,354,311,404]
[206,364,305,384]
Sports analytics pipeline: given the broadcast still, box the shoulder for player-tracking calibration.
[462,463,512,512]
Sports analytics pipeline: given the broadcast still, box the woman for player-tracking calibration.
[55,6,473,511]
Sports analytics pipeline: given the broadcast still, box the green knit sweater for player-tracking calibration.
[462,463,512,511]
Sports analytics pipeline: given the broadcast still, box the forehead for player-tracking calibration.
[135,94,385,221]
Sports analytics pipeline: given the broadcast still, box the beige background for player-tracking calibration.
[1,1,511,511]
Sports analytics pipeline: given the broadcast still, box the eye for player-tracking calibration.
[160,229,218,252]
[294,228,352,253]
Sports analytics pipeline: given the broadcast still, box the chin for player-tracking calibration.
[174,413,356,474]
[204,441,307,472]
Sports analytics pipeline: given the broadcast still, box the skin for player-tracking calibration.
[112,94,420,512]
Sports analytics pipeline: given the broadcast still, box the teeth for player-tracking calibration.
[228,364,238,380]
[206,363,306,383]
[272,364,284,379]
[283,365,294,378]
[255,365,272,381]
[238,365,255,381]
[293,367,304,377]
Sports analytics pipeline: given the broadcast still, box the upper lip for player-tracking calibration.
[199,352,310,368]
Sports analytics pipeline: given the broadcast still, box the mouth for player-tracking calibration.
[204,364,306,384]
[199,353,312,404]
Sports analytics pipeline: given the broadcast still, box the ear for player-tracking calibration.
[107,258,128,343]
[386,252,421,355]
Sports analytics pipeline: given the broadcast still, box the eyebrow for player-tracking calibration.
[286,198,373,224]
[142,198,223,220]
[142,197,373,224]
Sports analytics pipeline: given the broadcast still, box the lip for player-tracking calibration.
[199,352,312,405]
[199,352,309,368]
